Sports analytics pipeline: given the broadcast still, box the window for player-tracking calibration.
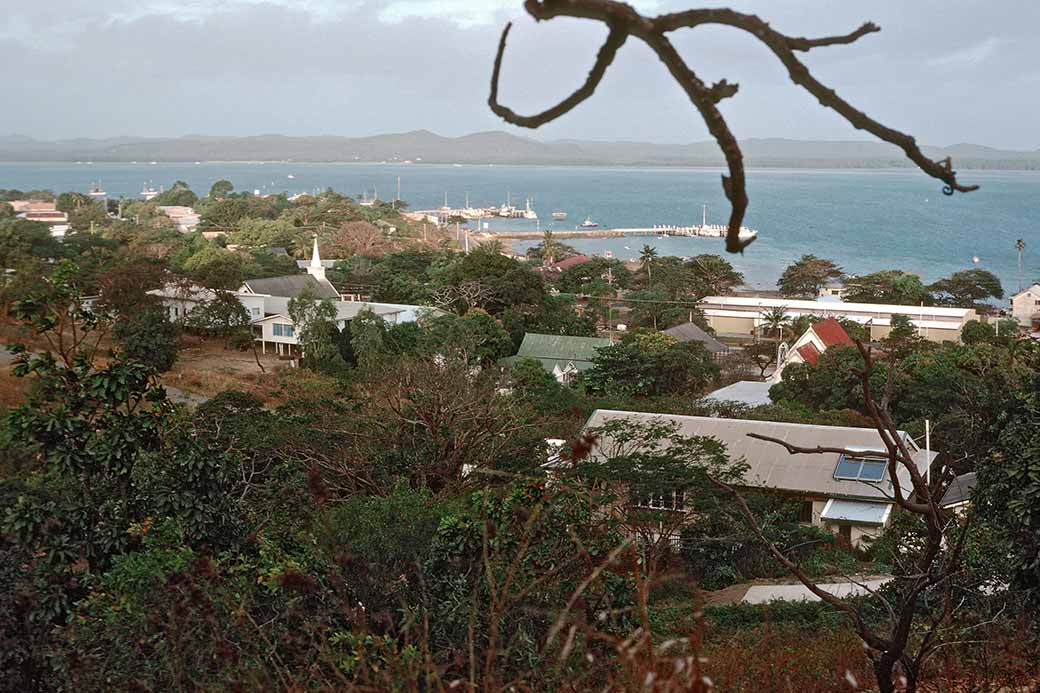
[797,501,814,523]
[273,323,294,337]
[251,307,260,316]
[172,307,179,318]
[834,454,887,482]
[633,490,686,512]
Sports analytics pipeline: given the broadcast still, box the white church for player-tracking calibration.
[149,238,443,356]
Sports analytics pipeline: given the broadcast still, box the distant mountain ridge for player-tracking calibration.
[2,131,1038,169]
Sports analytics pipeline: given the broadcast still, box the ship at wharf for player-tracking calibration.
[476,224,757,242]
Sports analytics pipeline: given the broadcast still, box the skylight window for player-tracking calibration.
[834,454,888,482]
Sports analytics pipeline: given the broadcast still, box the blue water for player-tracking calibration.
[1,162,1038,292]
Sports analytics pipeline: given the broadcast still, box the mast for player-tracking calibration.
[702,204,707,227]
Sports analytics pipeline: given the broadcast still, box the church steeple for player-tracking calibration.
[307,235,326,281]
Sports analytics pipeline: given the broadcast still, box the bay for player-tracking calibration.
[1,161,1037,293]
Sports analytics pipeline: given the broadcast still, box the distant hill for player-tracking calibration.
[2,131,1038,169]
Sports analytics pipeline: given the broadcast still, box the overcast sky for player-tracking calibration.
[3,0,1036,148]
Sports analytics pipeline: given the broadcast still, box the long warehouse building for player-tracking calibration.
[698,295,977,343]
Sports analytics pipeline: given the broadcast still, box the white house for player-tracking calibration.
[1011,284,1040,332]
[157,206,201,233]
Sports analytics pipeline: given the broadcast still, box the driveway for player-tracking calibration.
[741,576,892,604]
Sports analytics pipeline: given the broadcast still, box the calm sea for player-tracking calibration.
[1,162,1037,292]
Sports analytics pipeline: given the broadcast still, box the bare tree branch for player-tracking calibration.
[489,1,978,254]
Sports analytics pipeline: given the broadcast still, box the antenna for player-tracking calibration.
[925,419,931,486]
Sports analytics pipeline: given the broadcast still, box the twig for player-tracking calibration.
[489,1,978,253]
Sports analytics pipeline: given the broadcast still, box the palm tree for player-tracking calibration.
[1017,239,1025,292]
[758,305,791,341]
[640,245,658,285]
[541,229,559,265]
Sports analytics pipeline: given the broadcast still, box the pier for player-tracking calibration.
[474,225,750,241]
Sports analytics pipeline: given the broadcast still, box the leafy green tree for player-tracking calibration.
[435,248,544,314]
[843,270,930,305]
[113,306,180,372]
[154,181,198,207]
[0,201,13,219]
[229,218,300,249]
[688,254,744,295]
[56,191,96,213]
[208,179,234,198]
[500,294,596,349]
[929,268,1004,306]
[181,245,251,289]
[419,310,513,366]
[288,288,343,370]
[181,290,252,348]
[625,289,691,330]
[584,338,719,397]
[960,319,995,345]
[975,388,1040,613]
[777,255,844,298]
[556,256,631,293]
[0,218,62,267]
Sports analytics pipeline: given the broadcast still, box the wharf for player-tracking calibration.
[477,226,727,240]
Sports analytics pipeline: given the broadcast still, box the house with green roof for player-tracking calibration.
[501,333,613,383]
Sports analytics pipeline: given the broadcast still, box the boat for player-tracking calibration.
[579,217,599,228]
[687,203,757,241]
[140,183,158,201]
[552,211,567,220]
[603,250,614,259]
[287,174,295,179]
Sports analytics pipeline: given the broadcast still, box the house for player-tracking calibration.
[939,472,977,511]
[146,282,222,321]
[157,206,201,233]
[1010,284,1040,332]
[501,333,613,383]
[535,254,592,278]
[771,317,853,382]
[373,219,398,234]
[18,209,70,238]
[9,200,57,213]
[662,321,730,359]
[246,236,340,300]
[582,409,937,547]
[698,295,977,343]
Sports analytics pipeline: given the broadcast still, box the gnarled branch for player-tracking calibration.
[489,1,978,253]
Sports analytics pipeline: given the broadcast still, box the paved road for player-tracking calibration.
[741,576,892,604]
[3,347,209,407]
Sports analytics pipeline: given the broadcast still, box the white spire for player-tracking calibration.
[307,236,326,281]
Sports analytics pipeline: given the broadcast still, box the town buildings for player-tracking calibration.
[1010,284,1040,332]
[500,332,613,383]
[698,295,977,343]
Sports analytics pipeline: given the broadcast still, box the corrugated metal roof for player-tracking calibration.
[242,274,339,299]
[516,333,613,362]
[704,381,773,406]
[583,410,934,501]
[821,499,892,525]
[940,472,977,507]
[699,295,974,319]
[662,322,729,352]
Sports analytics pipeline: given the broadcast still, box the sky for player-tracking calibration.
[2,0,1037,148]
